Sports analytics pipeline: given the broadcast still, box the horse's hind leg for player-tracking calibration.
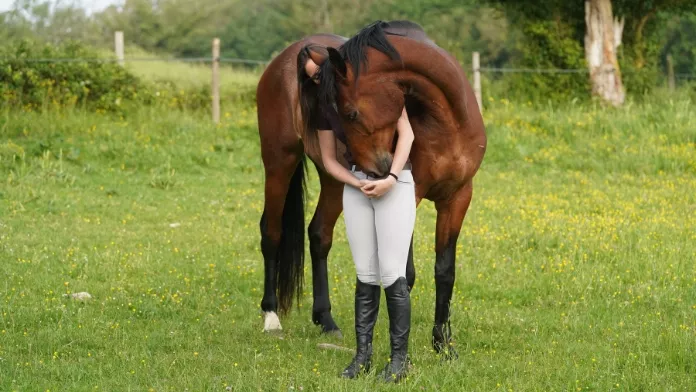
[260,152,302,332]
[432,181,473,359]
[308,171,343,336]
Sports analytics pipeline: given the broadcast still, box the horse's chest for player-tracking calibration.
[414,151,470,202]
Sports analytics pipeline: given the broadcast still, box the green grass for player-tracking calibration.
[97,45,263,90]
[1,95,695,391]
[122,46,261,110]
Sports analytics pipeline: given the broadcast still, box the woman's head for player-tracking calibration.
[304,58,321,84]
[297,44,329,87]
[297,44,331,133]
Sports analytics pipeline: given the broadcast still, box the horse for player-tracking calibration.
[256,20,486,357]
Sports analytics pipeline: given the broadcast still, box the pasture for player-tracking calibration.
[1,89,695,390]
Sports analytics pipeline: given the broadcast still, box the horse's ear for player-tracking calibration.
[328,47,347,79]
[307,47,328,66]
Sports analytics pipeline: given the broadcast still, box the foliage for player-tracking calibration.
[0,39,260,113]
[661,12,696,77]
[491,19,589,102]
[2,0,695,103]
[483,0,696,100]
[0,40,145,111]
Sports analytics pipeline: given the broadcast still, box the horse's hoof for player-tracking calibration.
[435,344,459,361]
[323,328,343,339]
[432,323,459,359]
[313,311,341,338]
[263,311,283,332]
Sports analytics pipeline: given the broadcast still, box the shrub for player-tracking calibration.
[0,40,149,112]
[0,40,260,113]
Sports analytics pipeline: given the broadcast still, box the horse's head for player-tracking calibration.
[318,21,405,177]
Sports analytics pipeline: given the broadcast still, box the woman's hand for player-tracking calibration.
[361,177,396,198]
[358,179,372,188]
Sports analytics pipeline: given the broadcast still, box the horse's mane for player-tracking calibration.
[317,20,428,109]
[341,20,401,78]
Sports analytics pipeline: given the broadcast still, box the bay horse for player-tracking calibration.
[256,20,486,357]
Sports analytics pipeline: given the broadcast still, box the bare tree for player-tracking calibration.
[585,0,625,106]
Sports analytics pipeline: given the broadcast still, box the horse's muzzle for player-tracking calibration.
[375,153,393,177]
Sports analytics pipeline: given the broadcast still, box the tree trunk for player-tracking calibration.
[319,0,332,32]
[633,7,657,69]
[584,0,625,106]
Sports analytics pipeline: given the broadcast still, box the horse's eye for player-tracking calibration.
[347,111,358,122]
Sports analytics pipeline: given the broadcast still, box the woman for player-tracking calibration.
[297,44,416,383]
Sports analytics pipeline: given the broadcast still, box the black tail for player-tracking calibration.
[276,157,307,314]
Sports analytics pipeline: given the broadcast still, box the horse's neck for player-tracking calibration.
[390,37,470,129]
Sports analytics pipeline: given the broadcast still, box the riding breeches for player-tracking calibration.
[342,169,416,288]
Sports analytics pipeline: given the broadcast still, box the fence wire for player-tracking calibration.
[676,73,696,80]
[2,57,695,80]
[0,57,268,65]
[479,67,588,74]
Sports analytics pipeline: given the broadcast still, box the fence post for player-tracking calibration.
[212,38,221,124]
[115,31,124,66]
[666,54,675,92]
[472,52,482,113]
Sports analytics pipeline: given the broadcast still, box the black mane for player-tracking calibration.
[317,20,425,109]
[340,20,402,79]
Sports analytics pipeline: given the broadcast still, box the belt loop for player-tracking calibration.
[351,165,356,172]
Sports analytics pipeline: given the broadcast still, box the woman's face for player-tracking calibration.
[304,58,321,84]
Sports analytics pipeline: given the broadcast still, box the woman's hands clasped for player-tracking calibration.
[360,177,397,198]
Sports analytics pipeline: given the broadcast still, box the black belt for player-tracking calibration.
[350,161,412,173]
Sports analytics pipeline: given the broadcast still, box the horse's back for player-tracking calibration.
[384,20,436,46]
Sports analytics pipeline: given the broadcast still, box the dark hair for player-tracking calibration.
[316,21,402,112]
[340,20,401,79]
[297,44,329,135]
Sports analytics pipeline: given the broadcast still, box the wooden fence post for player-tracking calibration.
[666,54,675,92]
[212,38,221,124]
[473,52,482,113]
[115,31,124,66]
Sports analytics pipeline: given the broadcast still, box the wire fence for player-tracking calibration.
[479,67,588,74]
[3,50,694,121]
[5,57,695,76]
[8,57,693,82]
[676,73,696,80]
[0,57,268,65]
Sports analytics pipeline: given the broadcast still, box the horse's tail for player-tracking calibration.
[276,156,307,314]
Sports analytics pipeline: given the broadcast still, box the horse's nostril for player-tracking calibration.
[376,153,393,176]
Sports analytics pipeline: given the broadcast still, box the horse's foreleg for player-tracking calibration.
[432,182,473,359]
[406,237,415,291]
[408,196,423,292]
[308,172,344,336]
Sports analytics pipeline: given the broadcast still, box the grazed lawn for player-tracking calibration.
[1,98,695,391]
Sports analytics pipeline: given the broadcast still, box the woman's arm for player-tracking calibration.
[389,106,415,175]
[318,130,363,188]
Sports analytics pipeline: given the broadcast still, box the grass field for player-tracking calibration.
[1,92,695,391]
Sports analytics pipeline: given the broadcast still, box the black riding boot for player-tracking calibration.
[341,279,381,379]
[380,276,411,383]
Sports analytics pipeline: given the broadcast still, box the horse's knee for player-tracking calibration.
[434,263,455,285]
[308,223,332,258]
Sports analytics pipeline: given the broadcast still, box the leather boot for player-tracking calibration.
[341,279,380,378]
[380,276,411,383]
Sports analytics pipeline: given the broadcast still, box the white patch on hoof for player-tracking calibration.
[263,311,282,332]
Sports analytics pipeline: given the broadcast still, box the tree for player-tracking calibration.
[484,0,696,103]
[585,0,625,105]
